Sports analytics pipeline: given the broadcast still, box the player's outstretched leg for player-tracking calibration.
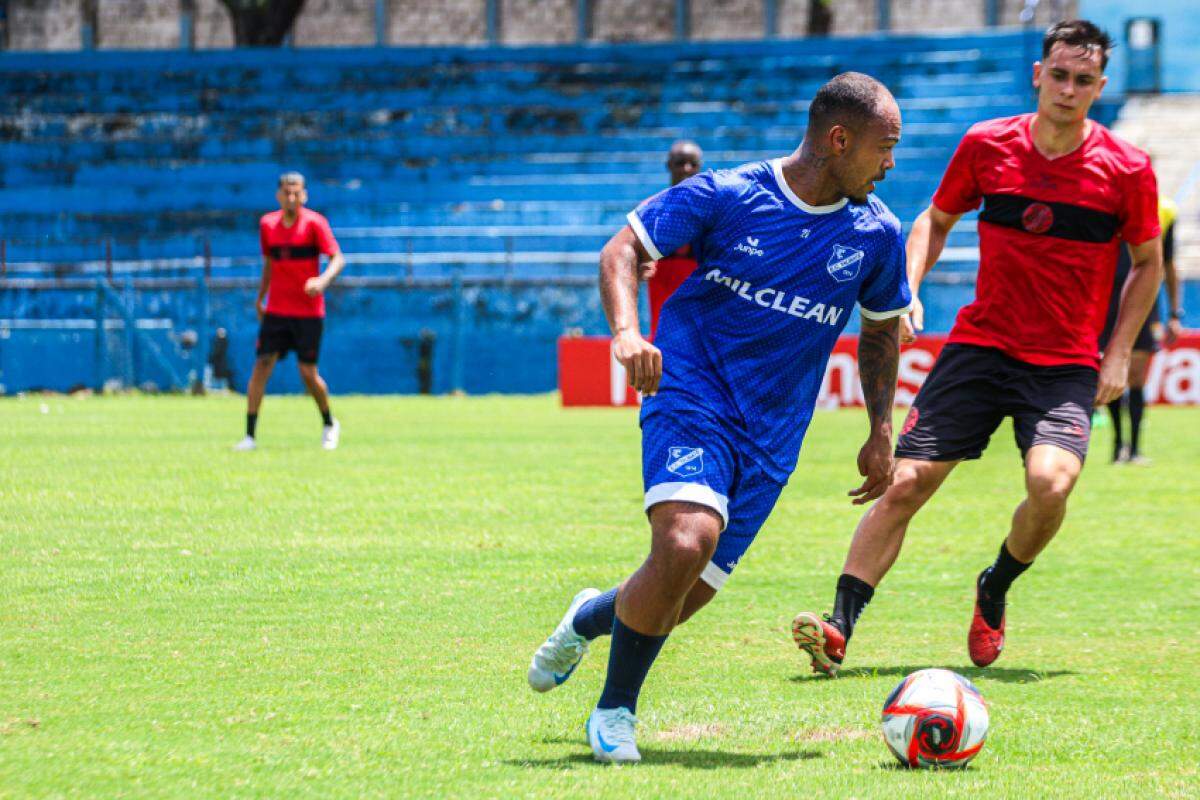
[528,575,717,694]
[527,588,604,692]
[794,459,955,675]
[969,444,1080,667]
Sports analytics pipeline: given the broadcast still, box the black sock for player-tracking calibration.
[246,413,258,438]
[1107,397,1124,458]
[829,573,875,641]
[596,616,668,714]
[1128,387,1145,455]
[977,542,1031,627]
[321,409,333,427]
[572,587,618,640]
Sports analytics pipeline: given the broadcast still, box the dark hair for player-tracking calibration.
[1043,19,1113,70]
[807,72,888,135]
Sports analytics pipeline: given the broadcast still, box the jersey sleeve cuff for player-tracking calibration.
[626,210,665,261]
[859,301,913,321]
[1122,224,1162,247]
[931,196,978,217]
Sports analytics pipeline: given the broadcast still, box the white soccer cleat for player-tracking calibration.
[586,707,641,764]
[321,419,340,450]
[527,587,601,692]
[233,436,257,451]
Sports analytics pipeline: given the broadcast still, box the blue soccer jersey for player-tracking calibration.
[628,158,912,483]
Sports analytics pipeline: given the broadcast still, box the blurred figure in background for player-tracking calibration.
[643,140,703,339]
[1101,196,1182,463]
[234,172,345,451]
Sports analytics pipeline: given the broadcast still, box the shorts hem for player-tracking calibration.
[894,448,979,462]
[1021,441,1087,465]
[644,482,729,530]
[698,561,729,591]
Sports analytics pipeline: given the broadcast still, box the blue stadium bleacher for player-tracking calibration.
[0,29,1120,393]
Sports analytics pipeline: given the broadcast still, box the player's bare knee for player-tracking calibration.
[661,525,718,571]
[1026,468,1076,509]
[885,465,940,513]
[650,511,720,577]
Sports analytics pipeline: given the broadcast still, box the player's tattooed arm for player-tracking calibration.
[600,226,662,395]
[849,315,900,505]
[858,315,901,432]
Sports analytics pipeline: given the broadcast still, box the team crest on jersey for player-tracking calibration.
[826,244,865,282]
[666,446,705,477]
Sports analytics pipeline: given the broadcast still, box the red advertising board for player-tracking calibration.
[559,333,1200,407]
[558,336,640,407]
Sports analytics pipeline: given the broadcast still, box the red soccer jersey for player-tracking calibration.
[260,207,339,318]
[932,113,1160,368]
[647,244,698,340]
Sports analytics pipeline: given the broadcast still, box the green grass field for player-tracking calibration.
[1,395,1197,798]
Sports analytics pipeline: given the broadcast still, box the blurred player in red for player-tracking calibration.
[234,172,345,452]
[644,140,703,339]
[793,20,1163,674]
[1101,197,1182,464]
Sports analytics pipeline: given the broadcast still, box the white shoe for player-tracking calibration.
[586,707,641,763]
[322,419,340,450]
[527,588,601,692]
[233,436,257,451]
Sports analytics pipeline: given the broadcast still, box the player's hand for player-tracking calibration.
[637,262,657,282]
[1095,349,1130,405]
[255,297,266,321]
[612,328,662,396]
[304,277,326,297]
[900,296,923,344]
[849,430,894,506]
[1166,317,1183,346]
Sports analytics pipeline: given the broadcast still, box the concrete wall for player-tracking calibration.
[691,0,763,41]
[387,0,488,46]
[592,0,674,42]
[502,0,576,45]
[8,0,82,51]
[293,0,376,47]
[0,0,1094,52]
[891,0,984,33]
[96,0,179,49]
[194,0,234,49]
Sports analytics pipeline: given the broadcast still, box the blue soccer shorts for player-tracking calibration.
[641,408,786,591]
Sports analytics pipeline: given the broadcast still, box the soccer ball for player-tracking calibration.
[881,668,989,769]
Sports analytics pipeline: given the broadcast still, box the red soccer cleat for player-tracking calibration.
[968,581,1006,667]
[792,611,846,677]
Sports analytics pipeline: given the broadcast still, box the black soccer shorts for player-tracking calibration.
[896,344,1097,464]
[255,313,323,364]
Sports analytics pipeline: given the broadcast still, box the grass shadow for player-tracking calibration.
[790,665,1076,684]
[506,748,822,770]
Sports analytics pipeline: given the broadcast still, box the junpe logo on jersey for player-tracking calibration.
[734,236,764,257]
[666,446,705,476]
[826,244,865,282]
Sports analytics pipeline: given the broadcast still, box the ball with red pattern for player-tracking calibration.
[881,668,989,769]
